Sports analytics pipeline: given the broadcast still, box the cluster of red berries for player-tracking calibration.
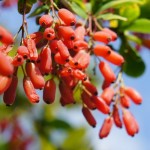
[0,7,142,138]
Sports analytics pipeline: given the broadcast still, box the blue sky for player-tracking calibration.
[0,4,150,150]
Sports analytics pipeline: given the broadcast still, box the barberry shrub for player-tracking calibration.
[0,0,150,146]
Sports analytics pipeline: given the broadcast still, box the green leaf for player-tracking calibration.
[60,0,87,18]
[120,44,145,77]
[43,119,73,130]
[97,13,127,21]
[119,4,140,27]
[125,19,150,33]
[40,137,57,150]
[18,0,37,14]
[124,31,142,44]
[70,2,87,19]
[28,5,49,18]
[62,128,91,150]
[95,0,144,15]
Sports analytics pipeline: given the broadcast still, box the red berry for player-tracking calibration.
[124,87,142,105]
[0,52,14,76]
[99,61,116,82]
[82,106,97,127]
[0,75,12,95]
[57,26,76,41]
[43,27,55,40]
[43,79,56,104]
[92,96,110,114]
[113,105,122,128]
[93,31,112,44]
[39,46,52,74]
[23,76,40,103]
[3,75,18,106]
[25,62,45,89]
[39,15,53,27]
[0,26,14,45]
[100,87,114,105]
[99,117,113,139]
[102,28,117,41]
[93,45,111,57]
[58,8,76,26]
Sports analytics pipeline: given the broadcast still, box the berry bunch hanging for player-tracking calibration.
[0,0,143,139]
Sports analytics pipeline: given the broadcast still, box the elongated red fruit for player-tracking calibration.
[12,54,24,66]
[81,91,96,110]
[23,76,39,103]
[99,117,113,139]
[93,45,111,57]
[26,62,45,89]
[82,106,97,127]
[73,69,87,81]
[57,40,70,61]
[99,61,116,82]
[39,15,53,27]
[54,52,66,65]
[113,105,122,128]
[93,31,112,44]
[3,75,18,106]
[123,109,139,136]
[17,46,29,59]
[102,80,111,90]
[104,50,124,66]
[23,32,43,46]
[73,40,88,52]
[58,8,76,26]
[73,50,90,70]
[57,26,75,41]
[120,95,131,108]
[59,81,75,105]
[100,87,114,105]
[43,79,56,104]
[82,80,98,96]
[102,28,117,41]
[39,46,52,74]
[92,96,110,114]
[0,26,14,45]
[60,67,72,77]
[0,75,12,95]
[124,87,142,105]
[0,52,14,76]
[49,40,58,54]
[75,26,85,41]
[43,27,55,40]
[26,38,38,61]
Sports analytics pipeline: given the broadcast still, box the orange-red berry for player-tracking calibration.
[58,8,76,26]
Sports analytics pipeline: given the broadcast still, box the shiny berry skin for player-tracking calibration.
[99,117,113,139]
[0,26,14,45]
[43,79,56,104]
[99,61,116,82]
[58,8,76,26]
[0,52,14,76]
[23,76,40,103]
[93,45,111,57]
[3,75,18,106]
[39,15,53,27]
[93,31,112,44]
[43,27,55,40]
[82,106,97,127]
